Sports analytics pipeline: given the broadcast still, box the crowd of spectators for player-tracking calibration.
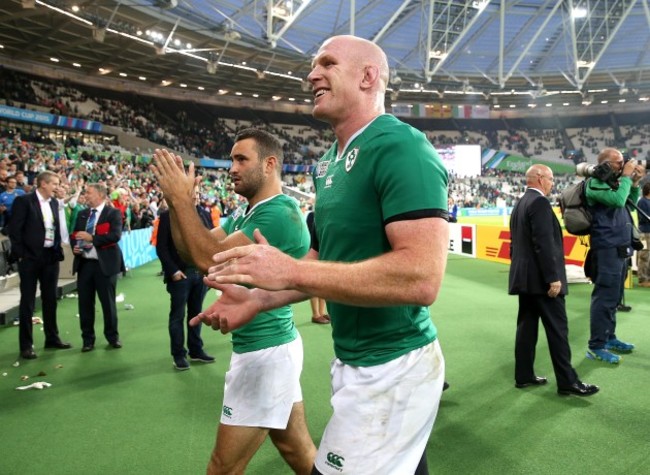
[5,68,650,169]
[0,131,248,241]
[1,125,578,233]
[570,127,620,157]
[2,67,650,234]
[448,169,577,208]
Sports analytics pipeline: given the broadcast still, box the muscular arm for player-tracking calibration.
[168,204,253,273]
[291,217,448,306]
[244,248,320,310]
[193,245,317,333]
[210,217,449,308]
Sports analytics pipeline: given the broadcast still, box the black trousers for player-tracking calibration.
[17,251,60,351]
[515,294,578,388]
[77,259,119,345]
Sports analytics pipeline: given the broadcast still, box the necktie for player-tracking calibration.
[84,209,96,250]
[86,209,97,233]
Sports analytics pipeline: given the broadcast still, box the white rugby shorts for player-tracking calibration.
[220,334,304,429]
[314,340,445,475]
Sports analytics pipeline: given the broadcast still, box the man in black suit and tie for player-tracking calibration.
[509,164,598,397]
[8,170,71,359]
[71,183,124,352]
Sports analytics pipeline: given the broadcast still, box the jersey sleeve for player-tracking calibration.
[373,129,449,223]
[237,208,272,240]
[238,200,309,258]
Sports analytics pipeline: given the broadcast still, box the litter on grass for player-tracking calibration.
[16,381,52,391]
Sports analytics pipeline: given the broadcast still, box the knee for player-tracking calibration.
[273,439,316,474]
[207,450,243,475]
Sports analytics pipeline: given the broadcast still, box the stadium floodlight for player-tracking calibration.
[572,7,588,19]
[154,0,178,9]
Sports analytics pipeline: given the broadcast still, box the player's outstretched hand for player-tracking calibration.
[189,281,260,334]
[206,229,297,291]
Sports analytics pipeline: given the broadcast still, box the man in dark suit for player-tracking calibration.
[71,183,124,352]
[8,170,71,359]
[156,193,215,371]
[509,164,598,397]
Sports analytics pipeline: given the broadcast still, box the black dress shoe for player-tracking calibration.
[515,376,548,388]
[558,381,600,397]
[44,341,72,349]
[617,304,632,312]
[81,344,94,353]
[21,349,38,359]
[110,340,122,349]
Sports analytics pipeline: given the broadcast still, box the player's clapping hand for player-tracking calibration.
[207,229,297,292]
[150,149,198,205]
[189,282,260,334]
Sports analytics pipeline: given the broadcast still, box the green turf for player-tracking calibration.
[1,257,648,474]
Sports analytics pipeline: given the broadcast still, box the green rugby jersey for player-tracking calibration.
[222,194,310,353]
[313,114,448,366]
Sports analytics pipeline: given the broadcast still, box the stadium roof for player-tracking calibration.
[1,0,649,110]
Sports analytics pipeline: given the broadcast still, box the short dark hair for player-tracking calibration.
[234,128,284,173]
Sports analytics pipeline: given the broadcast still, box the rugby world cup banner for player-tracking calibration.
[0,104,102,132]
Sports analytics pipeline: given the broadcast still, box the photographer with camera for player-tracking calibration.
[583,148,646,364]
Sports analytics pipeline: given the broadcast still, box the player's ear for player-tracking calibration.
[361,65,379,90]
[264,155,278,175]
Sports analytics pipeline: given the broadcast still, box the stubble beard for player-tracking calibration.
[233,168,265,201]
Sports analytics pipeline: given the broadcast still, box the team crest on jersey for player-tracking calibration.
[316,160,330,178]
[345,148,358,172]
[230,207,243,221]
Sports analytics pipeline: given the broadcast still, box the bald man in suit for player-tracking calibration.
[509,164,598,397]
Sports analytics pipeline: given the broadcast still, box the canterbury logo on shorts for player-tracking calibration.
[325,452,345,471]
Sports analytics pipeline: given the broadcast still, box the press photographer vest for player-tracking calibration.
[587,179,634,252]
